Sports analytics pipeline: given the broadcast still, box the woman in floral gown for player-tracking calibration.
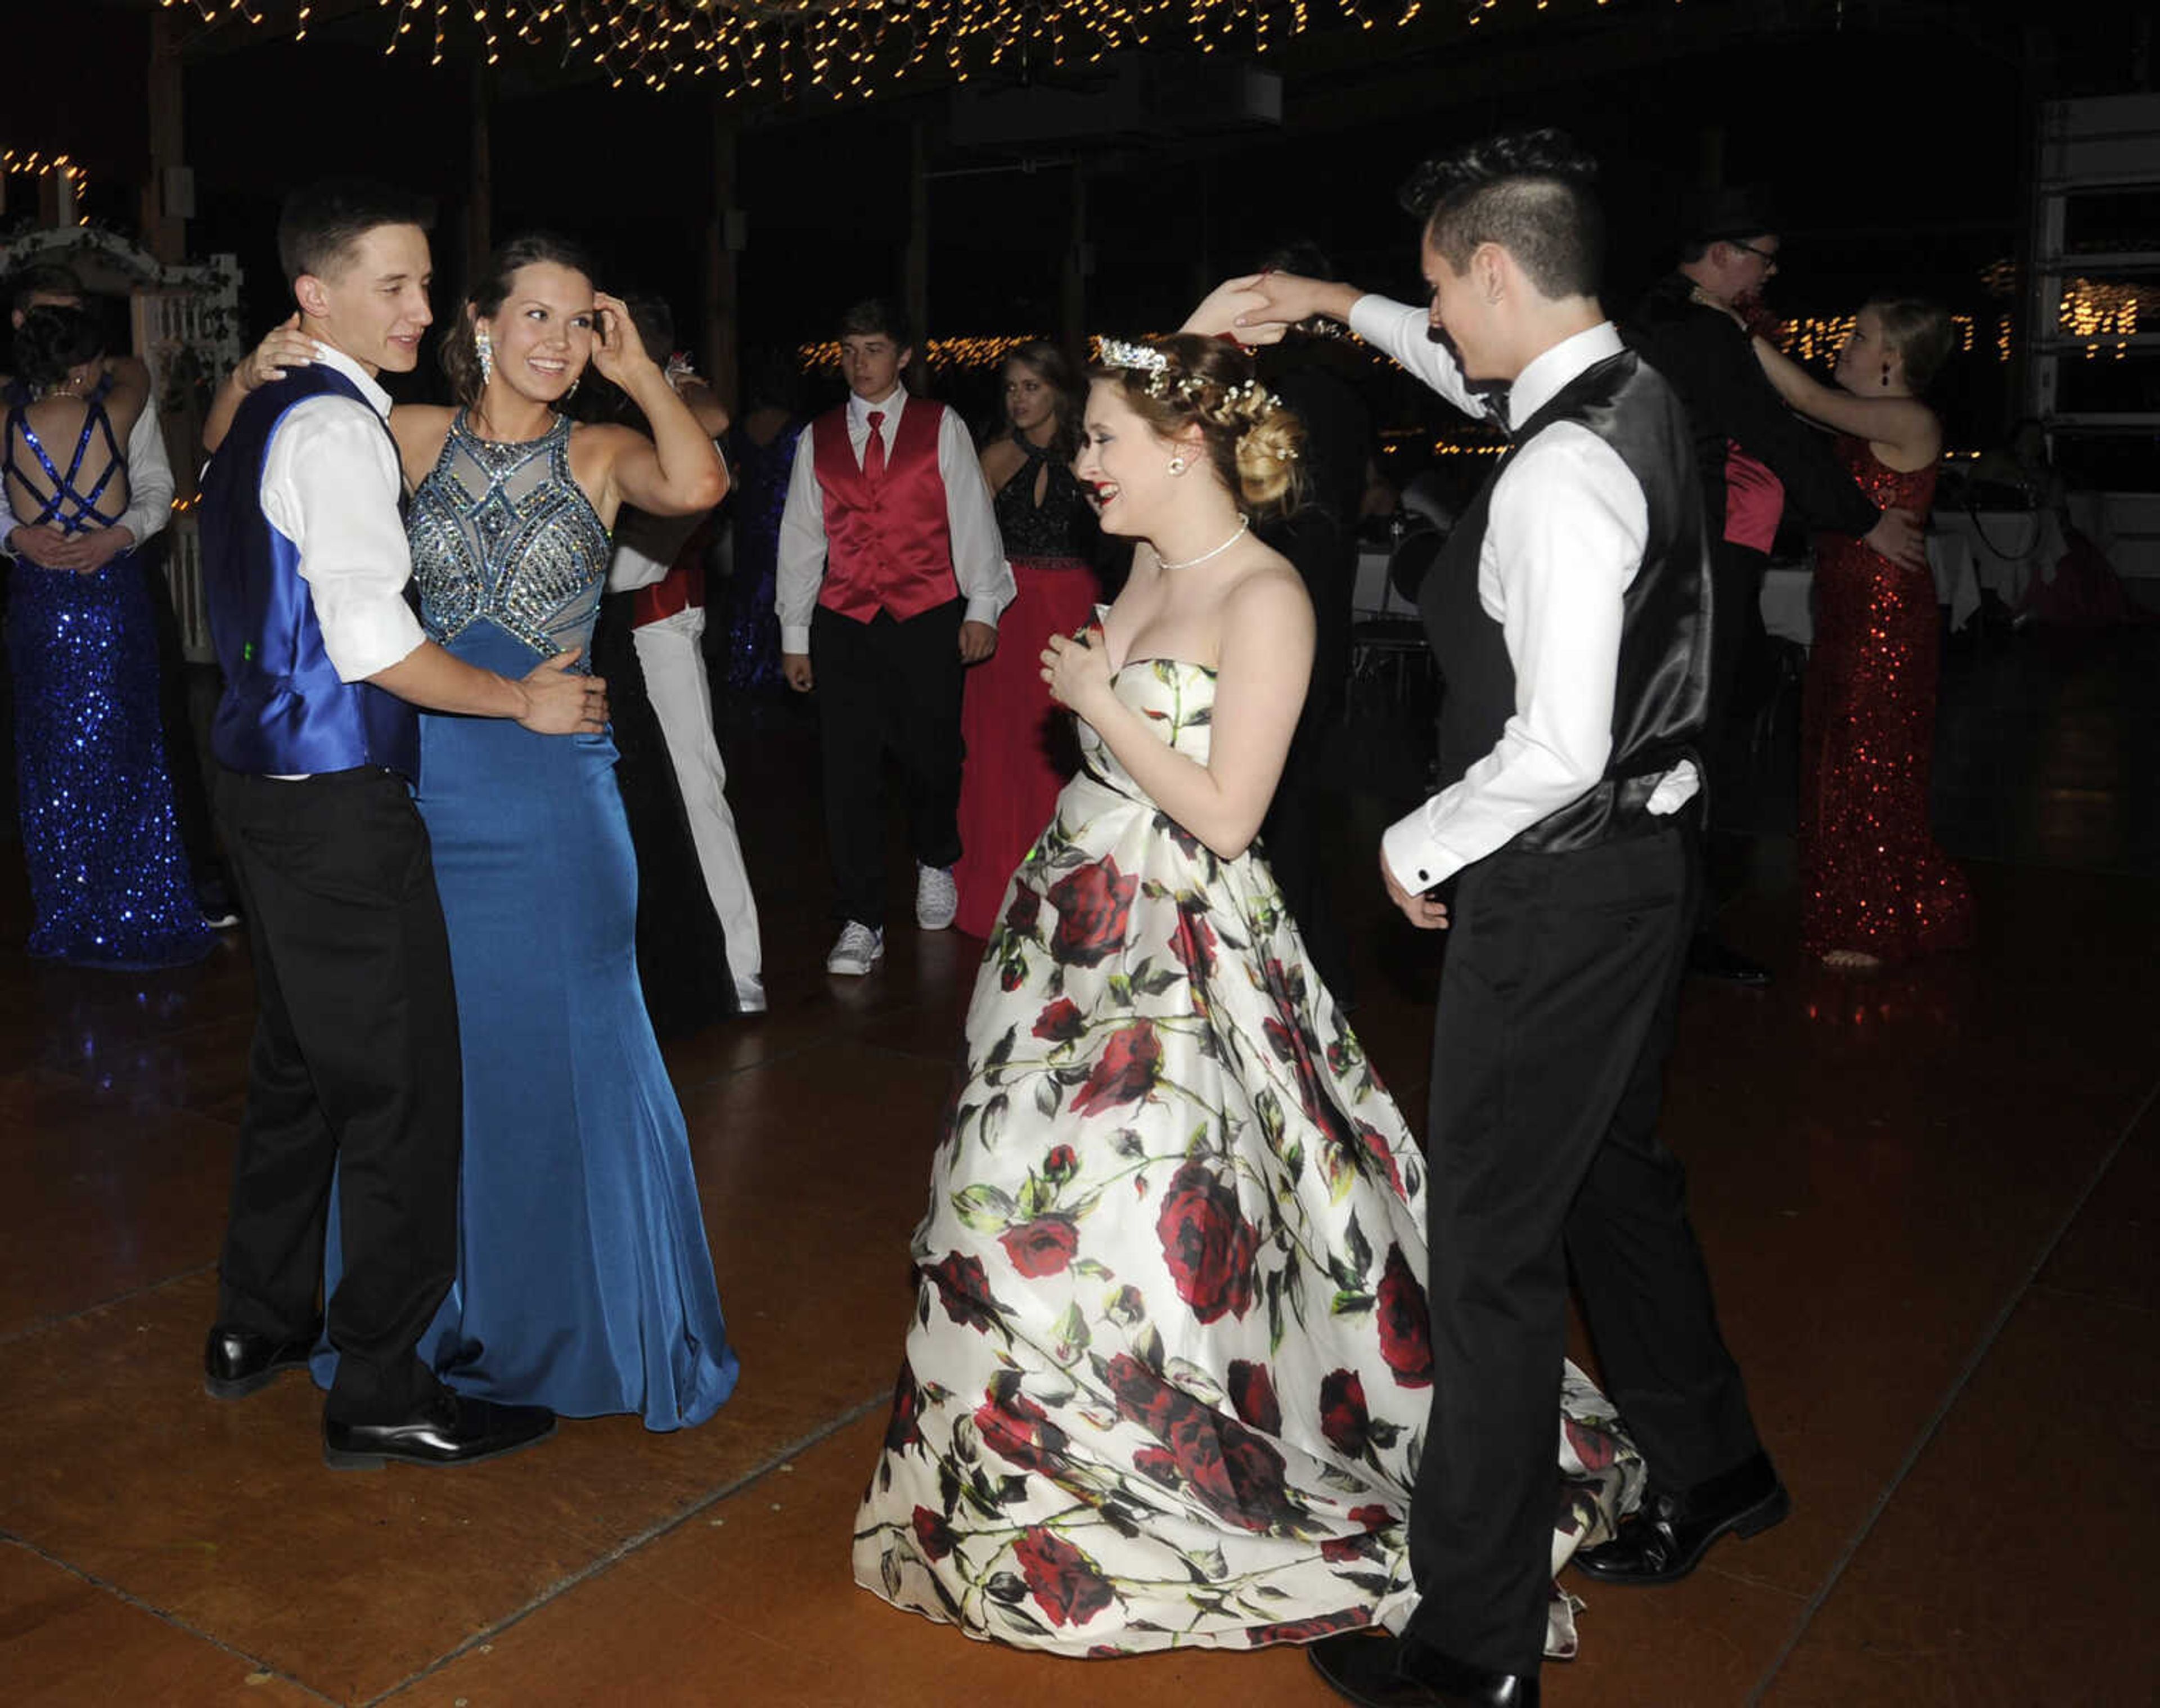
[853,334,1640,1660]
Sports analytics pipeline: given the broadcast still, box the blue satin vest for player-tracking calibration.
[200,366,421,779]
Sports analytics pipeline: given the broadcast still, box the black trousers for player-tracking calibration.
[1405,826,1762,1674]
[811,600,966,928]
[213,766,462,1424]
[1260,512,1356,1002]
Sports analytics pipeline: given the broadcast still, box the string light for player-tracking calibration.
[163,0,1559,103]
[2,150,93,224]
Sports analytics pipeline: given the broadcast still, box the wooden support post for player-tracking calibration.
[146,8,188,263]
[467,63,494,281]
[1062,165,1089,360]
[702,97,741,411]
[904,118,930,390]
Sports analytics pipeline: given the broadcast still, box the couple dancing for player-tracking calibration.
[854,132,1783,1706]
[197,180,737,1467]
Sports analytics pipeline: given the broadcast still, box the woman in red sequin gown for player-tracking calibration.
[1752,298,1975,968]
[952,343,1101,937]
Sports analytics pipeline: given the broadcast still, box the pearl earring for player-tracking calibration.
[1167,455,1187,475]
[476,326,494,385]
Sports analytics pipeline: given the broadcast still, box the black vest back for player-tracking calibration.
[1420,347,1711,856]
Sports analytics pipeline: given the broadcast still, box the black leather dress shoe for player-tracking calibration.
[323,1390,556,1471]
[1573,1450,1789,1585]
[1310,1631,1540,1708]
[1688,934,1772,987]
[203,1322,320,1400]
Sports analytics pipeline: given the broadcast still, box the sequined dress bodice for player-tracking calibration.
[992,431,1094,564]
[408,411,611,658]
[1826,435,1937,542]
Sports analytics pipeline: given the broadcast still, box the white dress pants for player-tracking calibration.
[632,606,762,983]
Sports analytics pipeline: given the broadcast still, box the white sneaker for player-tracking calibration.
[916,863,959,931]
[733,974,767,1014]
[825,923,885,977]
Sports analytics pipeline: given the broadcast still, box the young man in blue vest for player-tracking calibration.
[199,179,599,1469]
[1211,132,1781,1707]
[776,299,1013,977]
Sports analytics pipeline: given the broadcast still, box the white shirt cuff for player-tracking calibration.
[780,623,812,654]
[961,594,1004,630]
[1382,811,1457,895]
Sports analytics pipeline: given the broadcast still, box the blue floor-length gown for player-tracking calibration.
[314,411,737,1430]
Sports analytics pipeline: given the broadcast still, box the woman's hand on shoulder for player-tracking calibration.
[240,316,317,394]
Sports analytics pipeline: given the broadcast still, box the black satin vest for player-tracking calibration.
[1420,347,1712,856]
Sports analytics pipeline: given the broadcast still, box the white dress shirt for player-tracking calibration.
[1348,295,1699,893]
[258,343,426,684]
[1,394,176,551]
[773,386,1014,654]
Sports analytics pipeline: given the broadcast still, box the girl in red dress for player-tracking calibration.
[951,343,1101,937]
[1750,298,1975,968]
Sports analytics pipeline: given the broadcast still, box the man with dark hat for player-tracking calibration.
[1626,185,1925,988]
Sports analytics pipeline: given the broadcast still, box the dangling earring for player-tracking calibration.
[1880,361,1892,388]
[1167,455,1187,475]
[564,375,580,401]
[476,326,494,386]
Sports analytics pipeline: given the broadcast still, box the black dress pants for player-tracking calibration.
[1404,826,1762,1674]
[811,600,966,929]
[1259,511,1356,1002]
[213,766,461,1424]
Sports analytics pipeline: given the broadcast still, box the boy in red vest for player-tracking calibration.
[777,299,1013,976]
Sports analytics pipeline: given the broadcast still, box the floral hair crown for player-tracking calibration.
[1097,334,1298,462]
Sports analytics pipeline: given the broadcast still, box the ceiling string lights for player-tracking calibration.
[160,0,1438,100]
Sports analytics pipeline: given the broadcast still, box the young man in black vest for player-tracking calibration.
[1207,133,1782,1707]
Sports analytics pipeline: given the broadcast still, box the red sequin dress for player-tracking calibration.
[1801,438,1974,963]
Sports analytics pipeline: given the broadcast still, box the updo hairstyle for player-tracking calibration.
[13,305,105,393]
[440,231,598,408]
[1866,293,1954,395]
[1091,333,1306,519]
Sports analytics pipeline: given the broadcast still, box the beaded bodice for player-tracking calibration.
[408,411,610,658]
[992,430,1094,564]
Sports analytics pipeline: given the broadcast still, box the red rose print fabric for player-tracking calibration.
[854,660,1642,1658]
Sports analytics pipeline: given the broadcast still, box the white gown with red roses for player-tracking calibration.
[853,658,1643,1658]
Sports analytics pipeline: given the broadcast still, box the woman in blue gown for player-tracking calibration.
[230,236,739,1430]
[3,308,211,970]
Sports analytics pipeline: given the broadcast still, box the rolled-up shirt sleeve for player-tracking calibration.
[775,426,827,655]
[1379,424,1648,892]
[937,406,1015,627]
[260,397,426,684]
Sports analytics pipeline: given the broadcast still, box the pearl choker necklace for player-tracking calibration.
[1157,516,1250,571]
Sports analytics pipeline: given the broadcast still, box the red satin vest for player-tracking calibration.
[629,510,718,628]
[811,398,957,623]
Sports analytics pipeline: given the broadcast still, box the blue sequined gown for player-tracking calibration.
[314,411,738,1430]
[3,384,211,969]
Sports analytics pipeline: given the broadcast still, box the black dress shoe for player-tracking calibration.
[1688,934,1772,987]
[1310,1631,1540,1708]
[204,1322,320,1400]
[323,1390,556,1471]
[1573,1450,1789,1585]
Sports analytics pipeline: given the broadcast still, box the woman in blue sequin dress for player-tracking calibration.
[3,308,212,969]
[719,352,803,697]
[225,238,740,1429]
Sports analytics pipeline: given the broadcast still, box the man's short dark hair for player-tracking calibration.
[277,178,431,287]
[1400,128,1603,301]
[622,294,675,359]
[8,262,83,314]
[839,298,910,350]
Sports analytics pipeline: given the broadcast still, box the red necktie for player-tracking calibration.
[863,410,886,483]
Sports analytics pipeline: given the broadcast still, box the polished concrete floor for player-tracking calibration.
[2,629,2155,1706]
